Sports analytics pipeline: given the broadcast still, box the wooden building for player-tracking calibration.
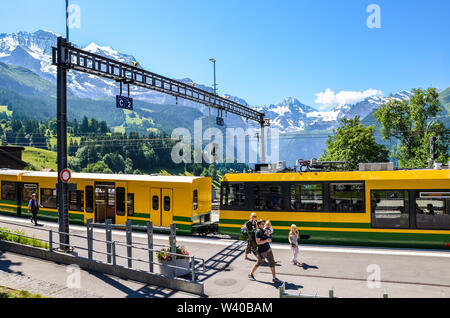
[0,146,27,170]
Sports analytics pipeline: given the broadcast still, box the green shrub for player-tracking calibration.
[0,286,44,298]
[0,227,48,249]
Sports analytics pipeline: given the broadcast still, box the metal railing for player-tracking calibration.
[0,218,206,282]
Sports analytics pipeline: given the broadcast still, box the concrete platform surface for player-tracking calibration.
[1,215,450,298]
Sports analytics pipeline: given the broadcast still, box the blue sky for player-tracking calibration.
[0,0,449,109]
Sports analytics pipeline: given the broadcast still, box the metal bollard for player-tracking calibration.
[279,283,286,298]
[87,219,93,260]
[49,230,53,252]
[126,220,132,268]
[105,219,112,263]
[147,222,154,273]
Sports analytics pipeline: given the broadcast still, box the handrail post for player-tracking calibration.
[112,242,116,266]
[126,220,132,268]
[191,256,196,282]
[87,218,93,260]
[147,222,154,273]
[170,223,177,255]
[170,223,177,276]
[49,230,53,252]
[105,219,112,263]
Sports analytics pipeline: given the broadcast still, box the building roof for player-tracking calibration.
[18,171,205,184]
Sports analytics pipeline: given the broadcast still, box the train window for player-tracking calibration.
[107,188,115,207]
[330,183,364,213]
[221,183,246,208]
[127,194,134,216]
[85,186,94,213]
[22,183,38,203]
[415,191,450,230]
[69,190,84,212]
[116,188,126,216]
[152,196,159,210]
[290,184,323,212]
[1,181,17,202]
[193,190,198,210]
[371,191,409,228]
[41,189,57,209]
[164,196,171,212]
[253,184,282,211]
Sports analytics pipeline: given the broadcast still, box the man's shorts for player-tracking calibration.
[256,248,276,267]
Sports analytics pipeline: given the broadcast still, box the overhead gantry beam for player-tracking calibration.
[52,41,267,125]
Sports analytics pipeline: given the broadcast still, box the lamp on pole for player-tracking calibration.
[209,58,217,95]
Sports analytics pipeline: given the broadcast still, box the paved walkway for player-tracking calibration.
[1,215,450,298]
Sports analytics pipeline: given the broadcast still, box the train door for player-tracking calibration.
[85,182,95,223]
[161,189,173,227]
[151,188,162,226]
[115,183,128,225]
[95,183,116,223]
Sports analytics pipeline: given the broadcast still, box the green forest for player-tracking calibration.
[0,111,247,186]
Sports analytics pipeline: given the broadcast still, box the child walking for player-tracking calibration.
[288,224,300,265]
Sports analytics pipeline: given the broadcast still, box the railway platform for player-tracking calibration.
[1,215,450,298]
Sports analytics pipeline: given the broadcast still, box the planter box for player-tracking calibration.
[159,258,190,278]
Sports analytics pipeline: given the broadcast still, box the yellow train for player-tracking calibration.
[219,168,450,249]
[0,170,212,234]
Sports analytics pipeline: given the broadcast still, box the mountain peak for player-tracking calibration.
[33,29,60,38]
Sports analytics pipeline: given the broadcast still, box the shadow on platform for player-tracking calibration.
[90,271,179,298]
[0,251,24,276]
[198,240,247,282]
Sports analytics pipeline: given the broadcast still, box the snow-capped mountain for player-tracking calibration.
[0,30,413,134]
[257,92,412,133]
[0,30,253,128]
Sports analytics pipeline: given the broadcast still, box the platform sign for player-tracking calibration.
[60,169,72,183]
[216,117,224,126]
[116,95,133,110]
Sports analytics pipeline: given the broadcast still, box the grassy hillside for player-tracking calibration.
[0,62,205,136]
[22,147,58,171]
[0,105,12,116]
[0,62,55,97]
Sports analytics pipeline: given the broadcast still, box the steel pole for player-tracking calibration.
[260,122,266,164]
[57,37,70,251]
[213,61,217,95]
[66,0,69,41]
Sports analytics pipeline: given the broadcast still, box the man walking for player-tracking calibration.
[248,220,282,284]
[28,193,41,226]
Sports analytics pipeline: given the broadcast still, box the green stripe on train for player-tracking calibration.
[173,212,211,224]
[174,222,193,235]
[219,225,450,249]
[132,212,150,219]
[0,200,18,206]
[219,218,371,229]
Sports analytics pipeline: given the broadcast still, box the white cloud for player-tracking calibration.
[315,88,383,110]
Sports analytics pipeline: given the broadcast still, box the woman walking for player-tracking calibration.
[244,213,258,260]
[288,224,300,265]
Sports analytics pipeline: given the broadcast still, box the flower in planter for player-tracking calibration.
[156,239,190,262]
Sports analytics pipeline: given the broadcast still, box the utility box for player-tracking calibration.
[359,162,394,171]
